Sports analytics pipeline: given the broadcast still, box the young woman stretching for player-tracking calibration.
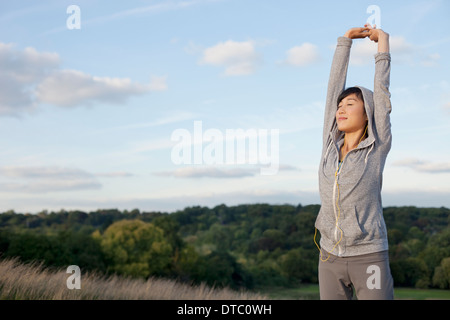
[314,24,394,300]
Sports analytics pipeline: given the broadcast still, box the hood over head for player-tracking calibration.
[332,86,376,148]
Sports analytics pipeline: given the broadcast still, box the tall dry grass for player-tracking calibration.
[0,258,267,300]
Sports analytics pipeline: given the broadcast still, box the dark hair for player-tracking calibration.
[337,87,363,107]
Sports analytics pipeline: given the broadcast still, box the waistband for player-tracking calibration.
[320,250,389,263]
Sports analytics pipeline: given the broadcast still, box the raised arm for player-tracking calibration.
[368,25,392,148]
[367,25,390,53]
[323,27,370,145]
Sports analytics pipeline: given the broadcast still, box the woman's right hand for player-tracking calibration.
[343,27,370,39]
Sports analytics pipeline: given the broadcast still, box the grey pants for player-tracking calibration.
[318,250,394,300]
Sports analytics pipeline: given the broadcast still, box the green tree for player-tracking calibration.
[197,250,252,289]
[432,257,450,289]
[279,248,317,283]
[5,231,60,264]
[94,219,172,278]
[171,245,202,282]
[391,257,430,288]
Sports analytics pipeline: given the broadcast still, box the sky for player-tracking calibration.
[0,0,449,214]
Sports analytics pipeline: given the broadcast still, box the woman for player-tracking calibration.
[314,24,394,300]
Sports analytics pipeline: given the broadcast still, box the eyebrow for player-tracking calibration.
[338,97,359,106]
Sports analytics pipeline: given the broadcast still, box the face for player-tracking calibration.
[336,93,368,133]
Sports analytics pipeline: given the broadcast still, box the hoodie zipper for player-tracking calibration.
[333,141,353,256]
[333,158,343,256]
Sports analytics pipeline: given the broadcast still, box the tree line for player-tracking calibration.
[0,204,449,290]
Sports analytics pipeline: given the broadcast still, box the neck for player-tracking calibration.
[343,127,367,151]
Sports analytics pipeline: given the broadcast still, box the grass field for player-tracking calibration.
[254,284,450,300]
[0,258,266,300]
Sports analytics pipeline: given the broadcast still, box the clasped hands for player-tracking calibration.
[344,23,389,42]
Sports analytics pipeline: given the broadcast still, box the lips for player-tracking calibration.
[338,117,347,121]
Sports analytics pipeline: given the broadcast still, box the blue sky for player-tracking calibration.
[0,0,449,213]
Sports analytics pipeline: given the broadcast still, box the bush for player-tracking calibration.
[94,220,172,278]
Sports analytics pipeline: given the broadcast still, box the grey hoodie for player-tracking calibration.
[315,36,392,257]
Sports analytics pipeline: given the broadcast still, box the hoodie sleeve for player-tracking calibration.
[373,52,392,149]
[323,36,352,147]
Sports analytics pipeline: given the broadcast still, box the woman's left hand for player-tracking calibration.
[365,23,389,43]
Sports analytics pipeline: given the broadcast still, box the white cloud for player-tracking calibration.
[349,36,441,67]
[148,75,168,91]
[94,172,134,178]
[0,43,59,82]
[184,41,204,55]
[0,181,99,193]
[444,102,450,112]
[283,42,320,67]
[0,166,136,193]
[0,43,60,115]
[154,164,299,179]
[0,166,102,193]
[278,164,299,171]
[421,53,440,67]
[154,166,258,178]
[35,69,157,107]
[390,36,414,54]
[199,40,261,76]
[350,36,415,65]
[0,42,164,115]
[393,158,450,173]
[349,38,378,66]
